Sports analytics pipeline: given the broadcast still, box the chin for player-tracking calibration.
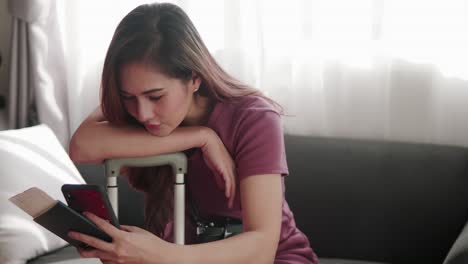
[147,127,171,137]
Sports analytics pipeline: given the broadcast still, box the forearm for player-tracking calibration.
[69,121,210,163]
[171,231,278,264]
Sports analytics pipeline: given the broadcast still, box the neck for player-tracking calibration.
[182,95,214,126]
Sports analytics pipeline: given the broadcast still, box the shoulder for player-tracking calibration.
[234,95,278,112]
[229,96,284,146]
[209,95,281,128]
[229,96,289,179]
[225,95,281,121]
[207,95,283,152]
[236,96,281,125]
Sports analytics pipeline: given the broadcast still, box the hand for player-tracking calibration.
[200,128,236,208]
[68,212,172,264]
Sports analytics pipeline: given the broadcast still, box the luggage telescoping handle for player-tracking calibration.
[104,152,188,245]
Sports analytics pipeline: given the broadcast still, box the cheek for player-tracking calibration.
[165,92,189,112]
[158,99,178,120]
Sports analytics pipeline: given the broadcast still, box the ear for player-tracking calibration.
[189,71,202,93]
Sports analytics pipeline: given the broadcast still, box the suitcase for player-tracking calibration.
[104,152,187,245]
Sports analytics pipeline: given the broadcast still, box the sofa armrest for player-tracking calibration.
[444,220,468,264]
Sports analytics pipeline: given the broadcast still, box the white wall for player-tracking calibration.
[0,0,11,97]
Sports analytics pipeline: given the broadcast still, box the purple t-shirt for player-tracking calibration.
[165,96,318,263]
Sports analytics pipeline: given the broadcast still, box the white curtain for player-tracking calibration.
[34,0,468,147]
[7,0,69,146]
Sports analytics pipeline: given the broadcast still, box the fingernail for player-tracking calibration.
[83,212,93,218]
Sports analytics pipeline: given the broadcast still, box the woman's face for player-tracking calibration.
[119,62,200,136]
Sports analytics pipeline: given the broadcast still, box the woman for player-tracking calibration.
[68,3,318,263]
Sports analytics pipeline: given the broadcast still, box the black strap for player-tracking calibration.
[186,187,242,227]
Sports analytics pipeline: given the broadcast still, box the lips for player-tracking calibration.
[145,123,161,131]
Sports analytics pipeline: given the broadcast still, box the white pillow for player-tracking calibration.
[0,124,86,264]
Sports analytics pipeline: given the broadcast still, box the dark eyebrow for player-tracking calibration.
[119,88,164,95]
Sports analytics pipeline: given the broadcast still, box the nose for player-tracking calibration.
[136,100,154,123]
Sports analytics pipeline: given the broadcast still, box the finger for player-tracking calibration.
[227,193,232,209]
[224,171,231,199]
[229,175,236,208]
[228,178,235,208]
[214,173,224,190]
[83,212,121,238]
[120,225,141,232]
[77,247,116,261]
[69,231,114,252]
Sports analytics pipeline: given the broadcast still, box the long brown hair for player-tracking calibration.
[100,2,281,236]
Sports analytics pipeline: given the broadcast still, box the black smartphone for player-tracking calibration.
[61,184,120,228]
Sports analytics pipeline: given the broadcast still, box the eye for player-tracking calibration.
[149,96,162,101]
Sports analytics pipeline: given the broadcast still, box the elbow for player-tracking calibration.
[68,133,103,164]
[250,231,280,264]
[262,239,279,264]
[68,135,87,163]
[68,136,83,162]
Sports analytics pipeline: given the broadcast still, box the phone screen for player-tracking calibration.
[62,184,119,228]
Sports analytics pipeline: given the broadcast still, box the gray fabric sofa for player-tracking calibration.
[28,135,468,264]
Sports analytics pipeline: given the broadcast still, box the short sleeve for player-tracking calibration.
[234,109,289,181]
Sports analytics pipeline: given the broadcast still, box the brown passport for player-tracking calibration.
[9,187,112,249]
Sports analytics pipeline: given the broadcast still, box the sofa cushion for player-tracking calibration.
[31,247,391,264]
[320,258,389,264]
[27,246,99,264]
[443,220,468,264]
[0,125,86,264]
[284,135,468,264]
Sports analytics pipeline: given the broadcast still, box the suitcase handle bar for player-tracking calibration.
[104,152,187,245]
